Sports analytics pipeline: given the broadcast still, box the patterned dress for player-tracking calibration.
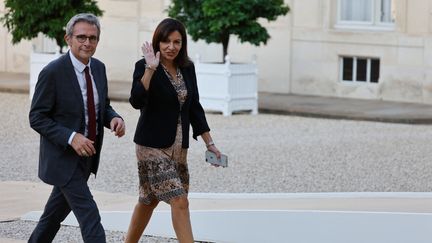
[136,65,189,205]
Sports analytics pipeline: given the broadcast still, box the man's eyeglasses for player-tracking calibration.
[73,35,98,44]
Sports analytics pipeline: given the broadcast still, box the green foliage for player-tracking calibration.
[0,0,103,53]
[168,0,289,61]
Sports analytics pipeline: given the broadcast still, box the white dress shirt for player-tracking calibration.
[68,52,100,145]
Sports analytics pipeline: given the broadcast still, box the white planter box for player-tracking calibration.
[29,51,59,99]
[195,56,258,116]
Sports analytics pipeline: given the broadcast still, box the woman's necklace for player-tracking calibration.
[161,63,181,83]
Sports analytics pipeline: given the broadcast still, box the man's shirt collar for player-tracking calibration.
[69,51,92,72]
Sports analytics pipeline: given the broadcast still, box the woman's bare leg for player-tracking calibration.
[170,196,194,243]
[124,200,159,243]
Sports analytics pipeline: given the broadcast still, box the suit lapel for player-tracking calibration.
[90,60,104,102]
[159,65,193,105]
[181,66,192,103]
[157,67,179,98]
[89,59,107,129]
[63,54,84,112]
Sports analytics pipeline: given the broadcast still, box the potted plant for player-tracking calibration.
[168,0,289,115]
[0,0,103,98]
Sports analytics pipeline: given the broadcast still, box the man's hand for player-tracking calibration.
[110,117,125,137]
[71,133,96,157]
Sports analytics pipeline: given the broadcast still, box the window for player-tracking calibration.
[340,0,373,22]
[340,56,380,83]
[337,0,395,29]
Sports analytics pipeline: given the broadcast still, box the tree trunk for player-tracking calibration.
[56,38,64,54]
[221,32,229,63]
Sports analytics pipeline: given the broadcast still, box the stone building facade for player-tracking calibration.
[1,0,431,104]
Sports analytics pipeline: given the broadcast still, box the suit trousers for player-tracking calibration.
[28,158,105,243]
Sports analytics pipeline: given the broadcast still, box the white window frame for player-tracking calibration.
[335,0,395,31]
[340,56,380,84]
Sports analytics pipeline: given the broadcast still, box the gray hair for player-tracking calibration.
[65,13,101,37]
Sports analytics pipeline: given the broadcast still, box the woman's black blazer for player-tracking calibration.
[129,59,210,148]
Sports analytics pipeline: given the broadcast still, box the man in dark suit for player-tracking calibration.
[28,13,125,243]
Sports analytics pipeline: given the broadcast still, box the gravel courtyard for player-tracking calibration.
[2,92,432,194]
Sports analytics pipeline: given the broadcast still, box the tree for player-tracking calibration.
[168,0,289,62]
[0,0,103,53]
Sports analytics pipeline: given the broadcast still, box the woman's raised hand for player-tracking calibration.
[141,41,160,69]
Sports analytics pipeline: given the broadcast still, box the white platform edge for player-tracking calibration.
[188,191,432,199]
[21,192,432,243]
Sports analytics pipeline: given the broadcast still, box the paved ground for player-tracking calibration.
[2,72,432,242]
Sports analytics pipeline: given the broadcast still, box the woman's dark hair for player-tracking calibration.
[152,18,191,67]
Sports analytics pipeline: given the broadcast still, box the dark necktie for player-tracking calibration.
[84,66,96,141]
